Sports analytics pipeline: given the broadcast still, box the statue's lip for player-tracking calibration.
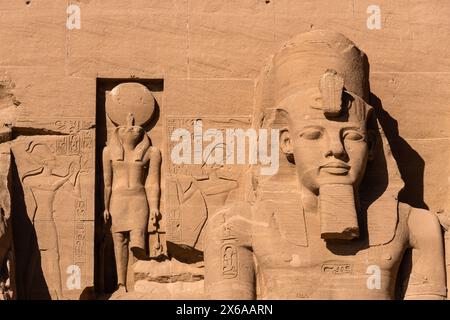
[320,161,350,169]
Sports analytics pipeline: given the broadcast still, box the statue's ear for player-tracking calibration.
[280,129,293,155]
[367,129,377,161]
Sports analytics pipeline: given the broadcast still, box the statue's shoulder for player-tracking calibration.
[148,145,160,152]
[148,145,161,155]
[145,145,161,162]
[397,202,412,220]
[399,202,442,244]
[404,204,440,226]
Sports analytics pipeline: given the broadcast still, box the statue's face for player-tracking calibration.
[42,157,57,168]
[280,90,372,194]
[203,164,221,175]
[118,125,144,147]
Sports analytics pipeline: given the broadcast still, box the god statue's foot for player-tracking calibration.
[108,284,129,300]
[115,284,127,294]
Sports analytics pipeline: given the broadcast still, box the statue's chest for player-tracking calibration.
[252,224,408,299]
[253,233,405,271]
[112,160,148,176]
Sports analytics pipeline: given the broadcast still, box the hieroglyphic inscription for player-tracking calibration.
[56,131,94,170]
[165,116,250,248]
[73,199,87,285]
[220,223,238,279]
[55,131,93,155]
[321,264,353,275]
[221,244,238,279]
[54,120,93,133]
[165,116,252,175]
[15,118,94,135]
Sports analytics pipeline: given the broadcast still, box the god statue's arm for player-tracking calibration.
[204,202,256,300]
[102,147,112,221]
[405,207,446,300]
[145,147,161,229]
[51,162,76,191]
[175,178,197,204]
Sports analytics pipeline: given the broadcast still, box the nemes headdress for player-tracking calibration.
[254,30,404,246]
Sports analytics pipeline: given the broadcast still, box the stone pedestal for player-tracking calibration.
[110,259,205,300]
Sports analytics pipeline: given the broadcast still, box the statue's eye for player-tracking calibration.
[300,128,322,140]
[343,130,364,141]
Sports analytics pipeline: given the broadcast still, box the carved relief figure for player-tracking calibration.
[21,142,79,300]
[173,144,238,249]
[103,83,162,294]
[204,30,446,300]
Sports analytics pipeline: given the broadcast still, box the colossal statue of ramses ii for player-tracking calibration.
[204,30,447,300]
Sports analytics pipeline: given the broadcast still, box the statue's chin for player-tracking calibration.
[121,138,139,148]
[300,177,357,195]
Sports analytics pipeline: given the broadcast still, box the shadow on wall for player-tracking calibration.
[95,79,116,295]
[369,93,422,300]
[10,154,50,299]
[370,93,428,210]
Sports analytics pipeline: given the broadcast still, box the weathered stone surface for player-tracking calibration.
[395,139,450,212]
[0,67,95,121]
[0,1,449,301]
[66,1,188,78]
[164,79,254,116]
[107,259,205,300]
[0,2,66,68]
[370,73,450,139]
[189,0,276,78]
[351,0,450,73]
[134,259,204,283]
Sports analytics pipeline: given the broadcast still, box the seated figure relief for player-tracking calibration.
[203,30,447,300]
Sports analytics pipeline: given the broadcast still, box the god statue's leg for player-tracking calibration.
[129,228,146,260]
[112,231,129,292]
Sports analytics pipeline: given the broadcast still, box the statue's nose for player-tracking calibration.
[324,135,347,160]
